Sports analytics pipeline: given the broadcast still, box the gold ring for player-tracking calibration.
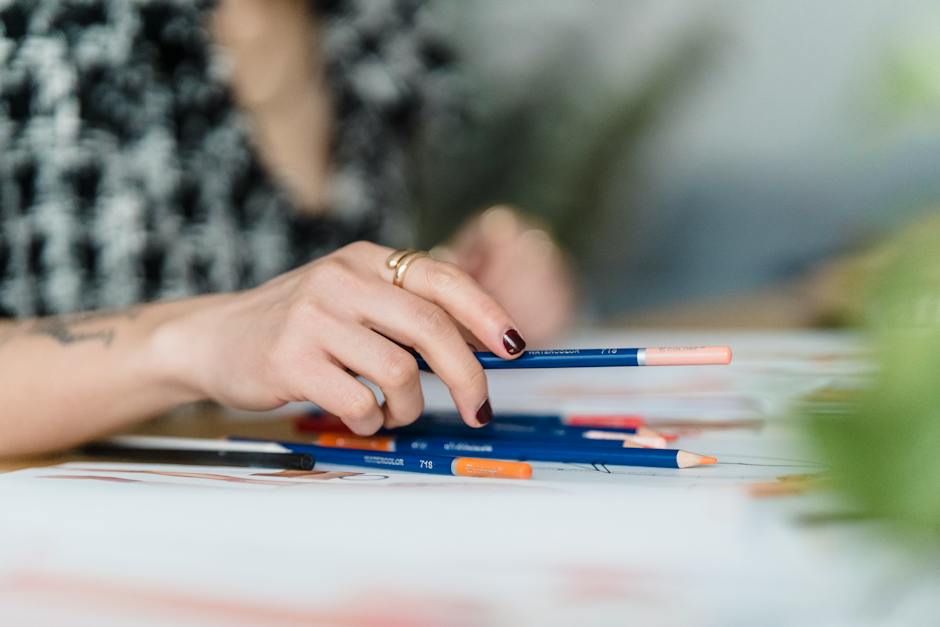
[386,249,429,288]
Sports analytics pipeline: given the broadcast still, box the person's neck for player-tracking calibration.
[211,0,333,214]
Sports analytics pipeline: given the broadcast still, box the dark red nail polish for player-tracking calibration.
[476,399,493,426]
[502,329,526,355]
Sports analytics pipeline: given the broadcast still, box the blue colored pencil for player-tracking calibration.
[230,440,532,479]
[298,411,671,447]
[420,410,647,430]
[305,435,717,469]
[389,418,652,441]
[413,346,732,370]
[388,433,639,451]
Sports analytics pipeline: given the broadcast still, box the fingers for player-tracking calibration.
[295,241,507,428]
[364,283,492,427]
[375,253,527,359]
[428,207,572,344]
[325,324,425,429]
[477,228,574,342]
[300,364,384,436]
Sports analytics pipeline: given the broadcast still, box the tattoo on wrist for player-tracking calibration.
[14,308,141,348]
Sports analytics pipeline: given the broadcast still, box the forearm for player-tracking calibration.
[0,240,532,455]
[0,297,220,457]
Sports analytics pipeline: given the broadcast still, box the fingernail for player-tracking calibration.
[502,329,526,355]
[475,399,493,426]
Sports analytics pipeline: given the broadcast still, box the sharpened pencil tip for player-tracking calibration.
[700,455,718,465]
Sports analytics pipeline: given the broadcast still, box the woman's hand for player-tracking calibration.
[436,206,575,344]
[156,242,527,435]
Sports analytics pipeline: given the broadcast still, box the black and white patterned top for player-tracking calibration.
[0,0,455,317]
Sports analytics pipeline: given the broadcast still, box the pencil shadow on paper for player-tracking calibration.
[9,463,561,493]
[34,467,361,488]
[538,451,826,484]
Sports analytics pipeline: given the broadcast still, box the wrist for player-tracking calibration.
[146,293,237,406]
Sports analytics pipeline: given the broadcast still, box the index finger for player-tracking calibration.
[378,251,526,360]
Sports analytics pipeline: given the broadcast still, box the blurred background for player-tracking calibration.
[415,0,940,320]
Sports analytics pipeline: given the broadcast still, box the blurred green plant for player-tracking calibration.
[879,31,940,120]
[413,18,720,260]
[809,213,940,541]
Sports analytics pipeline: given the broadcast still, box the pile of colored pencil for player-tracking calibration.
[81,412,720,481]
[289,409,718,477]
[85,346,731,479]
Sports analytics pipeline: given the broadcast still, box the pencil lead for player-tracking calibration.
[700,455,718,465]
